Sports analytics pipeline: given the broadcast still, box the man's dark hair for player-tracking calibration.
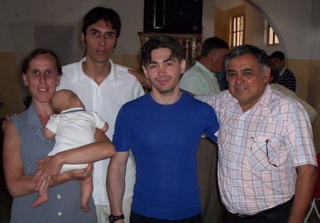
[269,51,285,61]
[225,44,269,72]
[82,7,121,38]
[201,37,229,56]
[141,35,184,66]
[21,48,62,75]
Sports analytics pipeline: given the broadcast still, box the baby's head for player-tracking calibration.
[51,89,85,114]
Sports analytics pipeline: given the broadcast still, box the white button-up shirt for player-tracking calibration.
[58,57,144,206]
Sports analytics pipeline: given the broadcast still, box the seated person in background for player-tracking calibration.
[33,89,109,213]
[268,61,317,122]
[269,51,296,92]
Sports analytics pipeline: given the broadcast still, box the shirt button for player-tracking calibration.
[58,211,62,216]
[57,194,62,199]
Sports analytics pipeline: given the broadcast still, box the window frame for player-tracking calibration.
[265,20,279,46]
[230,13,245,47]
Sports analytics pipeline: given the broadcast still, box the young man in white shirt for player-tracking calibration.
[58,7,144,223]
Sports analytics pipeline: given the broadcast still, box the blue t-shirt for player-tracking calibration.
[113,92,219,220]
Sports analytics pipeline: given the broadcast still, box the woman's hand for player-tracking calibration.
[67,163,93,182]
[32,155,63,192]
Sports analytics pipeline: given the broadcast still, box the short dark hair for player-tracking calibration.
[269,51,285,61]
[201,37,229,56]
[82,7,121,38]
[21,48,62,75]
[225,44,269,72]
[141,35,184,66]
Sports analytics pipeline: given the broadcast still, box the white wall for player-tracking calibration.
[249,0,316,60]
[1,0,319,60]
[0,0,144,56]
[202,0,215,39]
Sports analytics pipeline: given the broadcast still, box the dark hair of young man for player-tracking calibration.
[141,35,184,67]
[269,51,285,61]
[82,7,121,38]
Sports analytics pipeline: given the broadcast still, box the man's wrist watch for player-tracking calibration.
[108,214,125,222]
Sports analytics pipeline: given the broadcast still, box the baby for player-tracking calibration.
[32,89,108,212]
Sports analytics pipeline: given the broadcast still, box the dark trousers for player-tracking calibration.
[130,211,202,223]
[222,197,294,223]
[197,138,221,223]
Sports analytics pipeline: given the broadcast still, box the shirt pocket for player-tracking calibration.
[249,135,280,172]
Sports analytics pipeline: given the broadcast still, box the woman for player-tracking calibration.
[3,48,115,222]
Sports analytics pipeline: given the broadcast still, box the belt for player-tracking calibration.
[236,197,294,218]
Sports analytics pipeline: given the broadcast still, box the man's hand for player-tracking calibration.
[2,113,17,132]
[128,68,151,89]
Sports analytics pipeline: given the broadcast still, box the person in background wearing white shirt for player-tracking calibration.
[197,44,317,223]
[268,60,317,122]
[180,37,229,223]
[57,7,144,223]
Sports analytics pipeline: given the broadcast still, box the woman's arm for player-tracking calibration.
[3,120,92,197]
[33,129,115,191]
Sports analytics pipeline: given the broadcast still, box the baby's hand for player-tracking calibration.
[101,122,109,133]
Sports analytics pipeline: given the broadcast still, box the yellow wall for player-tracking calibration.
[214,7,224,40]
[215,5,246,47]
[288,59,309,101]
[289,59,320,152]
[309,60,320,153]
[0,52,25,118]
[110,54,141,69]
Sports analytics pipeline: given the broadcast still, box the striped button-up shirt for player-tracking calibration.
[197,85,317,215]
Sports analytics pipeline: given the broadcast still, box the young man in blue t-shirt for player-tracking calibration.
[107,35,219,223]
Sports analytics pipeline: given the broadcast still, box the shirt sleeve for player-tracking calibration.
[203,104,219,143]
[45,115,60,134]
[91,112,107,130]
[112,106,132,152]
[286,102,317,167]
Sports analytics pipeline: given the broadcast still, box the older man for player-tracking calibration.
[197,45,317,223]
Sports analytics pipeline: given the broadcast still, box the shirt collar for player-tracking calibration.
[69,57,122,82]
[61,107,85,114]
[196,61,215,75]
[279,67,286,76]
[226,84,272,111]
